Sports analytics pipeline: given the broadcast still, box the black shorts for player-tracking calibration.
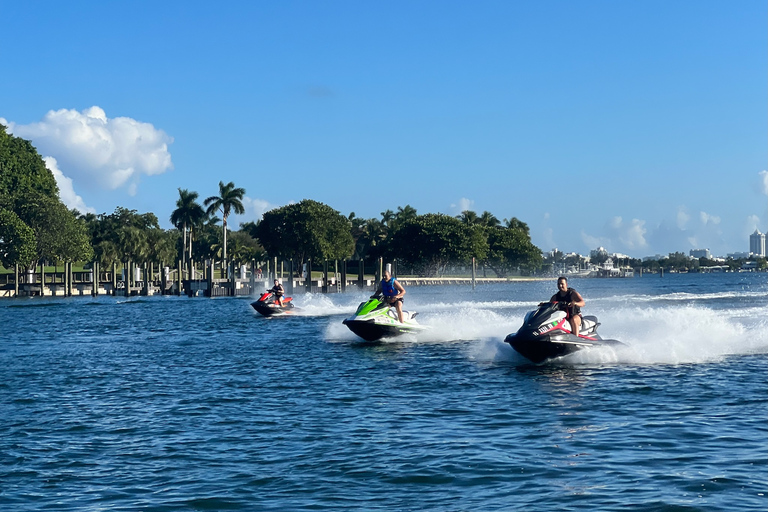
[385,296,403,304]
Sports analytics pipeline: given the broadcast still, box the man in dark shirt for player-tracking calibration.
[550,276,585,336]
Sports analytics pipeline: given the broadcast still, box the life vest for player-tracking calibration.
[381,277,397,297]
[551,288,581,317]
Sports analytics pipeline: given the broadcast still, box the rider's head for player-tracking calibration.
[274,279,279,284]
[383,270,391,280]
[557,276,568,291]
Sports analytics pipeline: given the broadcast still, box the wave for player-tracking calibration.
[467,303,768,366]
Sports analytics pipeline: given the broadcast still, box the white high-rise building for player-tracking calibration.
[749,230,766,257]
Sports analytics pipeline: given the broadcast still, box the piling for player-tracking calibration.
[341,260,347,293]
[176,259,182,295]
[305,259,312,292]
[472,257,476,290]
[358,259,364,289]
[288,260,294,294]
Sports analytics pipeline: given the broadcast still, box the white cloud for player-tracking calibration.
[2,106,173,194]
[580,217,648,254]
[760,170,768,196]
[43,156,95,214]
[699,211,721,226]
[449,197,474,215]
[580,230,605,250]
[744,215,762,237]
[676,207,690,230]
[241,196,277,222]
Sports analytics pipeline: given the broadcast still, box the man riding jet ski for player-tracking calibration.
[342,269,428,341]
[505,278,623,363]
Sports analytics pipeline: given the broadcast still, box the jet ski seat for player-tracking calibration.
[580,315,599,333]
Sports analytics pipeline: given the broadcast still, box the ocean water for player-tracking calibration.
[1,273,766,511]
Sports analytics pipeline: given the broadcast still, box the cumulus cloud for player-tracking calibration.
[676,207,690,230]
[43,156,95,214]
[241,196,278,222]
[699,211,721,226]
[760,170,768,196]
[449,197,474,215]
[2,106,173,194]
[579,217,648,254]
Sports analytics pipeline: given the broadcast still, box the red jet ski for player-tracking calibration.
[250,291,296,317]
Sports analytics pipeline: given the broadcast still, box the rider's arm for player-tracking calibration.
[570,291,585,308]
[393,281,405,298]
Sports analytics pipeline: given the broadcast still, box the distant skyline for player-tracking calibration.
[2,1,766,258]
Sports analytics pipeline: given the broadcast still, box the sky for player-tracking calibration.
[1,1,766,258]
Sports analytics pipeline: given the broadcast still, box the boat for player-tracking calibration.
[250,291,296,316]
[342,297,428,341]
[504,301,624,363]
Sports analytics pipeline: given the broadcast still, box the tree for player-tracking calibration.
[204,181,245,264]
[15,192,93,268]
[0,208,36,269]
[504,217,530,236]
[255,199,354,269]
[170,188,205,266]
[0,124,58,203]
[387,213,488,276]
[457,210,479,226]
[484,226,542,277]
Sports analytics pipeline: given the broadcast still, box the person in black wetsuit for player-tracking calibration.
[268,279,285,307]
[550,276,585,336]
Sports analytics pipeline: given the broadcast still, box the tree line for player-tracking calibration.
[1,126,543,277]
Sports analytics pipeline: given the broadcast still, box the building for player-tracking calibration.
[690,249,711,259]
[750,230,766,257]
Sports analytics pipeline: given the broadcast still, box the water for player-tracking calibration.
[1,273,766,511]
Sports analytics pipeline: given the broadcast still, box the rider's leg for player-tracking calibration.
[570,315,582,336]
[394,300,404,323]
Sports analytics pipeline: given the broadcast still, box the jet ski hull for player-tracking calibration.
[342,318,425,341]
[251,301,295,316]
[505,332,620,364]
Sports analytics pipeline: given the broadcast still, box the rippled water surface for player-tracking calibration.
[2,273,766,511]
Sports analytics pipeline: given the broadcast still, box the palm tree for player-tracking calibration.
[504,217,530,235]
[204,181,246,264]
[458,210,479,225]
[479,211,501,228]
[170,189,205,266]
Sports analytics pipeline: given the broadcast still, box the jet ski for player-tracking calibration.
[504,301,624,363]
[250,291,296,317]
[342,297,428,341]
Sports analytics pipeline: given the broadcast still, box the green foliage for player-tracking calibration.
[255,199,354,267]
[484,226,543,277]
[171,188,206,262]
[14,192,93,266]
[0,208,36,268]
[84,207,166,265]
[387,213,488,276]
[226,230,266,266]
[0,124,58,204]
[204,181,246,261]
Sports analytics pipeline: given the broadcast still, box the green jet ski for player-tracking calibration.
[342,297,429,341]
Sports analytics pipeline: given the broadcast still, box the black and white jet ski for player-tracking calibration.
[504,301,624,363]
[342,297,429,341]
[250,291,296,317]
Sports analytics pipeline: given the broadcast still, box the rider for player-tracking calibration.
[372,269,406,323]
[550,276,585,336]
[268,279,285,307]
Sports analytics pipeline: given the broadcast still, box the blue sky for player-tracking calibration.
[2,1,766,258]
